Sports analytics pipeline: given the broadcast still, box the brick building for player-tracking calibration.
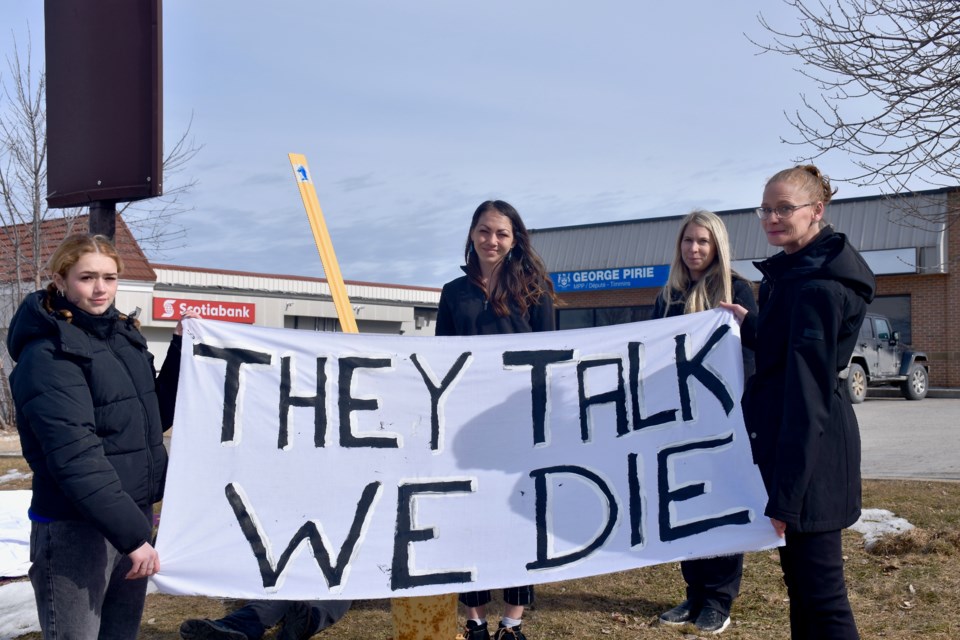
[530,187,960,388]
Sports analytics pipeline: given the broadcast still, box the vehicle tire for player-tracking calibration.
[847,363,867,404]
[901,363,928,401]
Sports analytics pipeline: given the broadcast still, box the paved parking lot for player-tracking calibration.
[855,397,960,481]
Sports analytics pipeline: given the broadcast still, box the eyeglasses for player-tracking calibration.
[755,203,815,220]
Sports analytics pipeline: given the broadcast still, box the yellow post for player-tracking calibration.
[288,153,459,640]
[391,593,460,640]
[288,153,359,334]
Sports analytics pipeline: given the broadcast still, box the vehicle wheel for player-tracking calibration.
[901,363,928,400]
[847,363,867,404]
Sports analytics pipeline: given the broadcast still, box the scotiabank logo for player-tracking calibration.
[152,297,256,324]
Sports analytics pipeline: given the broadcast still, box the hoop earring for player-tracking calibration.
[468,242,475,256]
[505,250,513,262]
[57,289,65,297]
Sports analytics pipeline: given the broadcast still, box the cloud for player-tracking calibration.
[335,173,384,193]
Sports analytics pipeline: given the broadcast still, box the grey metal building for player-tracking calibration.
[530,187,959,387]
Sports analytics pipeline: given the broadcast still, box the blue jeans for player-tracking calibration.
[29,517,149,639]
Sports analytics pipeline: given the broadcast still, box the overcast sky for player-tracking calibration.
[3,1,890,288]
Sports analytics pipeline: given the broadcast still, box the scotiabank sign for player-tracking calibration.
[153,297,256,324]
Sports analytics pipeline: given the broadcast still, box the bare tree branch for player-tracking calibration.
[0,30,201,429]
[749,0,960,224]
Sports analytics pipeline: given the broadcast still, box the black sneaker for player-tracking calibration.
[694,608,731,635]
[493,623,526,640]
[277,602,320,640]
[658,600,696,626]
[179,619,248,640]
[463,620,491,640]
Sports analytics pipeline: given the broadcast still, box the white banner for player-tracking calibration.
[154,310,781,599]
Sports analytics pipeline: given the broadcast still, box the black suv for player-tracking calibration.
[844,312,929,403]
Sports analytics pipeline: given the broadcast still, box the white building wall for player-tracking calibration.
[109,266,440,363]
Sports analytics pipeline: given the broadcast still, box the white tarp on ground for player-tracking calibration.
[154,311,781,600]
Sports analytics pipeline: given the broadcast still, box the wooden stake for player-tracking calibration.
[288,153,358,334]
[288,153,459,640]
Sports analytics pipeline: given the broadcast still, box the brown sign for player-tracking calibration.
[44,0,163,208]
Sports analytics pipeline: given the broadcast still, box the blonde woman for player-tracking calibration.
[7,234,191,639]
[655,210,757,635]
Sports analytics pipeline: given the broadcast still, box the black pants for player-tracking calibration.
[459,586,534,609]
[680,554,743,617]
[224,600,351,639]
[779,530,859,640]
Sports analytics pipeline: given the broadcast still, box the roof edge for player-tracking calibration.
[150,263,442,293]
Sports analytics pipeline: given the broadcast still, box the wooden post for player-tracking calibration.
[288,153,358,333]
[288,153,459,640]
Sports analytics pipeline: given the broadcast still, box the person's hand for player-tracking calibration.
[126,542,160,579]
[718,301,749,325]
[174,308,201,336]
[770,517,787,538]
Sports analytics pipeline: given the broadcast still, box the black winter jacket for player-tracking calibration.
[7,291,182,553]
[652,273,758,379]
[435,272,555,336]
[740,228,875,532]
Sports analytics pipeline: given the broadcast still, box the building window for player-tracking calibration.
[557,308,595,330]
[285,315,341,332]
[557,306,655,329]
[868,295,911,344]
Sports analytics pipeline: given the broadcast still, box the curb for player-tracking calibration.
[867,387,960,400]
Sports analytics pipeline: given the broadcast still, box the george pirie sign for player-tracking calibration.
[153,297,256,324]
[153,311,780,600]
[550,265,669,292]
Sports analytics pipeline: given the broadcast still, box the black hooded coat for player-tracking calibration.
[6,290,182,554]
[740,228,875,532]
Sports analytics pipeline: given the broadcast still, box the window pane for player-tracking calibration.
[873,318,891,341]
[869,295,912,343]
[595,306,656,327]
[557,308,594,330]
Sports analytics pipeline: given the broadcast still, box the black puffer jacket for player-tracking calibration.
[435,271,555,336]
[652,273,758,379]
[7,290,182,553]
[740,228,875,532]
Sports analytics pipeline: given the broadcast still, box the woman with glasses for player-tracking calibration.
[721,165,875,639]
[436,199,557,640]
[654,209,756,635]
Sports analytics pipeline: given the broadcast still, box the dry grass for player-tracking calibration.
[1,454,958,639]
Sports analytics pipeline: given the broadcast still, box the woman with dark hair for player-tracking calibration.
[436,200,557,640]
[7,234,192,639]
[655,209,757,635]
[722,165,875,639]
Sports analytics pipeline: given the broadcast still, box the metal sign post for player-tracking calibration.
[287,153,459,640]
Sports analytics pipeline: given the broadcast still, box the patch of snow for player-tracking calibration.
[851,508,915,551]
[0,581,39,638]
[0,471,31,486]
[0,491,30,578]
